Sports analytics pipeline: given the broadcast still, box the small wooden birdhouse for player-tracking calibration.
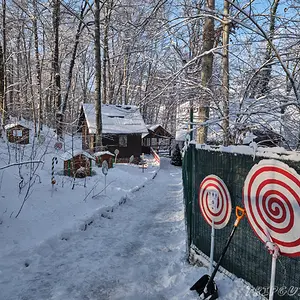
[5,123,30,144]
[61,150,94,177]
[94,151,115,169]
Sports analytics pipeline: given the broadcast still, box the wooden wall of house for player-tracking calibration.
[103,134,142,159]
[142,146,151,154]
[81,126,143,159]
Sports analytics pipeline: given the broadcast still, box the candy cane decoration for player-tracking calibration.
[51,157,58,185]
[243,159,300,257]
[150,147,160,165]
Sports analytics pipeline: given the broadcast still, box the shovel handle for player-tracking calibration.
[234,206,246,227]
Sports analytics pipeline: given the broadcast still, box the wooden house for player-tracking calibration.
[5,123,30,144]
[142,124,174,154]
[78,103,148,162]
[94,151,115,168]
[61,150,94,177]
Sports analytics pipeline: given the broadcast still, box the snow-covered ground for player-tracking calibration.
[0,127,262,300]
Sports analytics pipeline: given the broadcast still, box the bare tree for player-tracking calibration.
[52,0,62,139]
[222,0,230,145]
[197,0,215,144]
[250,0,280,98]
[0,45,4,136]
[94,0,103,151]
[32,0,43,137]
[61,0,89,122]
[1,0,7,128]
[102,0,114,104]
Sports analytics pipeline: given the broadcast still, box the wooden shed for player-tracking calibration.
[61,150,94,177]
[77,103,148,161]
[142,124,173,154]
[94,151,115,169]
[5,123,30,144]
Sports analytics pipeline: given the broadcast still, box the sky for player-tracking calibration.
[0,124,262,300]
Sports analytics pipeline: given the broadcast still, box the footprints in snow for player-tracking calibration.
[21,195,130,269]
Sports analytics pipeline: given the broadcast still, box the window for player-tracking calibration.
[108,115,124,118]
[13,130,23,137]
[151,138,158,146]
[119,135,127,147]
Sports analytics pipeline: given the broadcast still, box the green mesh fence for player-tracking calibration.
[183,143,300,300]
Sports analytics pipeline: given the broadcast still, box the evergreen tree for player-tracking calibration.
[170,144,182,166]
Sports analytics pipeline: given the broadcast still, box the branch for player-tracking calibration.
[227,0,300,103]
[0,161,44,171]
[137,45,223,106]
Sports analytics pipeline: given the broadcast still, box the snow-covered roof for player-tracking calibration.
[60,149,95,161]
[94,151,115,157]
[147,124,160,131]
[144,124,173,139]
[4,123,30,130]
[82,103,148,135]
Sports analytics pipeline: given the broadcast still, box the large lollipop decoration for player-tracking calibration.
[191,175,245,299]
[199,175,232,230]
[198,175,232,274]
[243,159,300,300]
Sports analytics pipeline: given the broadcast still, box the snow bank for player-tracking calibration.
[194,142,300,162]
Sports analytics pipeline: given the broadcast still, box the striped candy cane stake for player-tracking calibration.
[51,157,58,185]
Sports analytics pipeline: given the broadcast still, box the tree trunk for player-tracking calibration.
[53,0,62,140]
[94,0,103,151]
[250,0,280,97]
[22,28,31,121]
[222,0,230,146]
[108,27,116,104]
[259,0,280,95]
[123,49,129,105]
[197,0,215,144]
[33,0,43,136]
[0,45,4,135]
[27,35,37,135]
[16,28,21,112]
[1,0,7,129]
[61,0,88,119]
[102,2,110,104]
[7,57,13,113]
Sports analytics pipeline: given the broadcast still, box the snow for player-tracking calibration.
[4,122,29,130]
[194,142,300,162]
[82,103,148,135]
[242,132,257,144]
[147,124,160,131]
[0,125,263,300]
[94,150,115,157]
[60,149,95,161]
[175,102,191,141]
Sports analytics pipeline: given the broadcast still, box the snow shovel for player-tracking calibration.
[190,206,246,299]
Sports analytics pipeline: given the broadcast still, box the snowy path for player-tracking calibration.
[0,158,261,300]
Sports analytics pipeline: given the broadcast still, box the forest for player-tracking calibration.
[0,0,299,149]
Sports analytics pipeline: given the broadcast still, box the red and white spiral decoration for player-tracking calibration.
[243,159,300,257]
[198,175,232,229]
